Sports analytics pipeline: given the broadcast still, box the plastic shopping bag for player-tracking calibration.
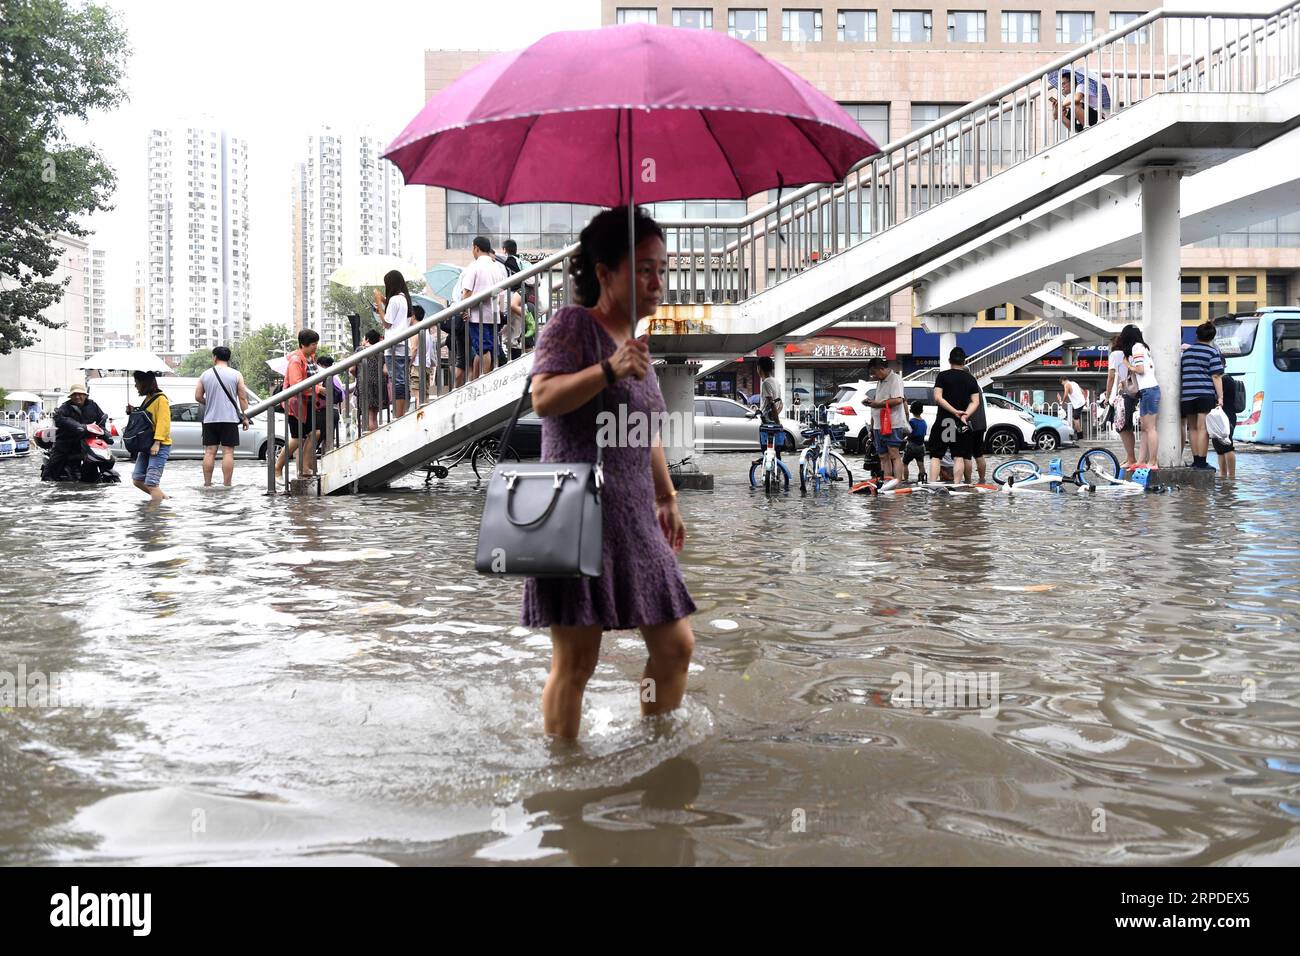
[1206,406,1231,443]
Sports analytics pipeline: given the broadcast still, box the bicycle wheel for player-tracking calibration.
[471,438,518,479]
[991,458,1042,485]
[1075,447,1121,485]
[776,460,792,491]
[749,459,763,489]
[825,453,853,488]
[798,452,812,494]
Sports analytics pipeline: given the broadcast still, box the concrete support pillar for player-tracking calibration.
[921,314,978,369]
[939,331,958,368]
[773,342,787,409]
[1140,169,1182,468]
[654,361,712,489]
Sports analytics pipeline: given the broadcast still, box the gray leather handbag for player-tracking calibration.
[475,374,603,578]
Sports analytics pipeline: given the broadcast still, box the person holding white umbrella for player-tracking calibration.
[79,348,172,420]
[373,270,413,418]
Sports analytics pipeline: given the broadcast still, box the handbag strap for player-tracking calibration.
[504,471,577,526]
[209,366,249,424]
[497,312,606,472]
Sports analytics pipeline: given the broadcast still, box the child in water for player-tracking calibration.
[902,400,927,483]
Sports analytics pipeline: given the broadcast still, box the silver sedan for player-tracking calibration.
[694,397,802,452]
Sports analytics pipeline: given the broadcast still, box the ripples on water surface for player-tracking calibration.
[1,449,1298,865]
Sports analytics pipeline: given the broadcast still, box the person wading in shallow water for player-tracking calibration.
[524,206,697,740]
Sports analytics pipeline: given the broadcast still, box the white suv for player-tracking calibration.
[827,380,1036,456]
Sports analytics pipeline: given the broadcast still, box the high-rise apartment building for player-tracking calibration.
[423,3,1299,399]
[141,124,250,362]
[82,247,106,358]
[292,129,404,350]
[133,258,146,350]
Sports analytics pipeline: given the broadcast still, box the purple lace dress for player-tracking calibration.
[521,306,697,631]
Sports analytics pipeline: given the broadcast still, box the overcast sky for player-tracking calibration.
[76,0,598,336]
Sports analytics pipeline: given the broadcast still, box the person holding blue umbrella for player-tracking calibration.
[1048,69,1111,133]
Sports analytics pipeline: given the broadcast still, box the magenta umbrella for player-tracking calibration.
[384,23,879,327]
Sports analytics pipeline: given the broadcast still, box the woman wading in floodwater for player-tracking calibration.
[525,207,696,739]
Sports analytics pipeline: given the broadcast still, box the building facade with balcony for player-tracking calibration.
[291,128,405,351]
[140,124,251,362]
[82,247,107,358]
[0,234,90,400]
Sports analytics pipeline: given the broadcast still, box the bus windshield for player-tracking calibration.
[1275,320,1300,372]
[1214,315,1260,356]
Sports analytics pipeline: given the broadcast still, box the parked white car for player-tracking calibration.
[826,379,1037,455]
[693,397,803,452]
[89,377,282,461]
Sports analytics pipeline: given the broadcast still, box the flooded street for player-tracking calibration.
[2,448,1299,866]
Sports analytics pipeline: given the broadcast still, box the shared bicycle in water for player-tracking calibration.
[748,415,854,495]
[991,447,1155,493]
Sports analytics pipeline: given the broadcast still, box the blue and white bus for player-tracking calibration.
[1214,307,1300,447]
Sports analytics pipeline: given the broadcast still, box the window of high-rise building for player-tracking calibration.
[672,8,712,29]
[839,103,889,145]
[1109,12,1148,43]
[947,11,984,43]
[446,190,601,251]
[892,10,932,43]
[728,9,767,40]
[782,9,822,41]
[616,7,657,25]
[837,10,876,42]
[1057,11,1093,45]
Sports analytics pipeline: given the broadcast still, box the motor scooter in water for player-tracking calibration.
[35,422,121,483]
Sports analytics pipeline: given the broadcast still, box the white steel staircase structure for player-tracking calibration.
[905,320,1078,387]
[243,4,1300,492]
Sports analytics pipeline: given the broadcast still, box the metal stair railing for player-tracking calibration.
[647,2,1300,308]
[905,319,1070,383]
[1051,279,1145,325]
[245,2,1300,490]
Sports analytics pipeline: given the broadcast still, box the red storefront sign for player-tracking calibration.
[754,328,896,361]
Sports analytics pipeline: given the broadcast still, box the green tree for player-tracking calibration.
[233,324,293,398]
[327,285,383,341]
[0,0,130,354]
[175,348,211,377]
[326,279,429,345]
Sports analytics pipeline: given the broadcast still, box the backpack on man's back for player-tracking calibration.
[1223,372,1247,416]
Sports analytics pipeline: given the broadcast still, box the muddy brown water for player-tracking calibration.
[1,448,1298,865]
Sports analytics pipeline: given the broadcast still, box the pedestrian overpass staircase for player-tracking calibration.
[902,280,1140,386]
[905,319,1078,388]
[245,3,1300,493]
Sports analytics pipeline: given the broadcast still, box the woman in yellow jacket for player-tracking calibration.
[129,370,171,502]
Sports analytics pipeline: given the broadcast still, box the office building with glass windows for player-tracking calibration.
[423,3,1299,400]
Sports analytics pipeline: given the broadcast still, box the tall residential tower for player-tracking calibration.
[292,128,404,350]
[141,124,250,362]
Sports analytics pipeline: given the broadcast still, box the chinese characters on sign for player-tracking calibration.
[810,344,887,359]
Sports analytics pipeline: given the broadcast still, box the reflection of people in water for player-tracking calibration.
[521,757,703,865]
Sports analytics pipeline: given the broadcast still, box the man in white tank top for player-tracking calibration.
[195,346,249,486]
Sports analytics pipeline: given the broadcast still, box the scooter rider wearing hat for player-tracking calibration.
[44,383,109,480]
